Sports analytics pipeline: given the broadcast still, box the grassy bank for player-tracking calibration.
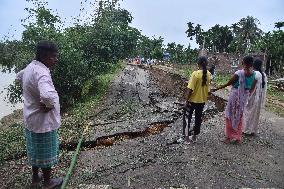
[0,62,125,163]
[265,84,284,117]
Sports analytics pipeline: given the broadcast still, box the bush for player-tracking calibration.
[0,0,140,109]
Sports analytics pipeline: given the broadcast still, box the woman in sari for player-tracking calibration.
[211,56,257,144]
[243,58,267,136]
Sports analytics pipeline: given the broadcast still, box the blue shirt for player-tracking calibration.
[233,71,255,89]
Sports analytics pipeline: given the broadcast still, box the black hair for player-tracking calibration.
[36,40,58,63]
[197,56,208,86]
[253,58,266,88]
[243,55,254,66]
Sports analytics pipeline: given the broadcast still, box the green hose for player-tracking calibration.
[61,134,84,189]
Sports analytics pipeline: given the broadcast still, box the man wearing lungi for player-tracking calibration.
[16,40,63,189]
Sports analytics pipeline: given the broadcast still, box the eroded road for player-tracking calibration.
[69,65,284,189]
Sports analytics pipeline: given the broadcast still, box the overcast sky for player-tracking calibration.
[0,0,283,48]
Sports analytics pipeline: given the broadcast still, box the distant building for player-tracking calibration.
[204,51,267,74]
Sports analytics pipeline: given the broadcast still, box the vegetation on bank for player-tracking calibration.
[0,1,283,109]
[0,62,124,163]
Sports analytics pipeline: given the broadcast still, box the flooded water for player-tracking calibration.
[0,69,22,119]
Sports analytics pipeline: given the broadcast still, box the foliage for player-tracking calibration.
[186,16,263,54]
[0,123,25,163]
[274,22,284,30]
[0,0,139,108]
[206,25,233,52]
[229,16,263,53]
[0,61,123,163]
[253,30,284,74]
[165,42,197,64]
[86,0,140,63]
[133,35,164,60]
[185,17,284,75]
[184,67,193,78]
[186,23,234,52]
[214,73,232,86]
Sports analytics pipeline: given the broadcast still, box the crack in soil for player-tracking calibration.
[62,120,174,151]
[3,65,226,163]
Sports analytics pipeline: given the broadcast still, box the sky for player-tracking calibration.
[0,0,283,48]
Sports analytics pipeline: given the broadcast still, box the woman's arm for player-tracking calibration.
[185,88,193,105]
[249,79,257,94]
[211,74,238,92]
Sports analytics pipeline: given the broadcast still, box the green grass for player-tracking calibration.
[59,62,125,144]
[184,68,193,78]
[265,103,284,117]
[267,84,284,102]
[266,83,284,117]
[214,73,231,86]
[0,123,26,163]
[183,68,232,86]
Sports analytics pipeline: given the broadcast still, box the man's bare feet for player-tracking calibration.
[31,172,43,187]
[43,177,63,189]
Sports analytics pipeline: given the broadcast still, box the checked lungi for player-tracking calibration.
[25,128,59,168]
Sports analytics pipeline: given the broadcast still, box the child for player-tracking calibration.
[180,56,211,144]
[211,56,257,144]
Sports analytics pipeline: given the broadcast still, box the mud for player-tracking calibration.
[0,64,283,189]
[68,65,283,188]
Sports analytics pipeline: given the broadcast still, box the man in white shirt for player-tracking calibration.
[16,41,63,189]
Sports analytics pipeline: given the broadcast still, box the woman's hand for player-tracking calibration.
[186,101,192,107]
[210,88,218,92]
[39,103,53,112]
[183,101,191,108]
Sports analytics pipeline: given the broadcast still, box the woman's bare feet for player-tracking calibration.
[236,140,242,144]
[184,136,191,144]
[223,138,230,144]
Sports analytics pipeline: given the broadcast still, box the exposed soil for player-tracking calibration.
[68,65,283,188]
[0,64,283,189]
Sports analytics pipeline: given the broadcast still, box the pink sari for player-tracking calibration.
[225,70,249,141]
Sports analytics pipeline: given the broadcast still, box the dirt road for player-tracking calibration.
[69,65,284,188]
[0,64,283,189]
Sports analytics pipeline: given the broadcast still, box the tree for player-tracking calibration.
[185,22,233,52]
[1,0,141,108]
[185,22,204,47]
[253,30,284,74]
[230,16,263,53]
[206,25,233,52]
[274,22,284,30]
[185,22,196,40]
[165,42,194,64]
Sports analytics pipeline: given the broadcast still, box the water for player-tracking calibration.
[0,69,22,119]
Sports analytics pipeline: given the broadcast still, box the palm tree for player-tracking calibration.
[231,16,263,53]
[274,22,284,30]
